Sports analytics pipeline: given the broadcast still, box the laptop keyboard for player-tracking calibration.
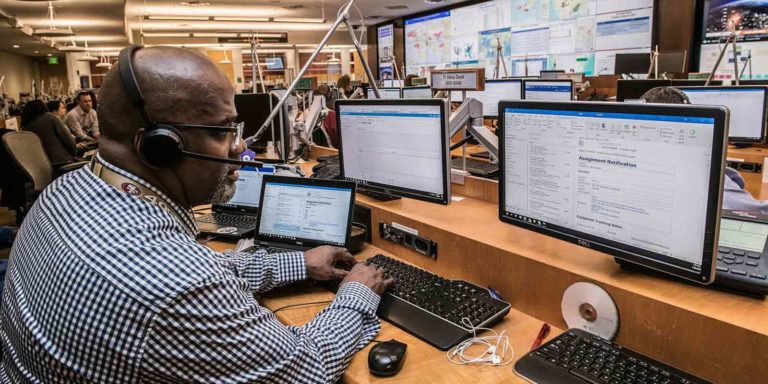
[197,212,257,227]
[242,246,298,254]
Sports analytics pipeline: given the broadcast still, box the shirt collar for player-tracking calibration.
[94,154,199,237]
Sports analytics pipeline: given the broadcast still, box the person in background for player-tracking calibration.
[46,100,67,121]
[64,91,100,142]
[641,86,768,214]
[23,99,80,169]
[336,75,353,99]
[20,100,48,128]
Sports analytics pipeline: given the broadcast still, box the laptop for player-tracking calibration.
[196,165,277,238]
[245,175,357,253]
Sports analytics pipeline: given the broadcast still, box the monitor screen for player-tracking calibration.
[614,53,651,74]
[678,86,768,143]
[266,57,284,70]
[450,79,522,118]
[367,88,402,99]
[523,80,573,101]
[220,166,277,210]
[234,93,290,160]
[256,176,355,247]
[383,79,405,88]
[402,86,433,99]
[616,79,671,101]
[336,99,450,205]
[499,101,728,284]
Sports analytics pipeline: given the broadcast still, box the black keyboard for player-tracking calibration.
[450,157,499,176]
[363,254,510,350]
[714,246,768,295]
[243,246,296,254]
[515,328,710,384]
[196,212,257,227]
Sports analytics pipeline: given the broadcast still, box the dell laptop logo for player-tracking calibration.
[578,240,591,248]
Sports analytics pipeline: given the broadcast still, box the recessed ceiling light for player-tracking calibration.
[180,1,210,6]
[424,0,445,4]
[46,53,52,57]
[34,51,39,53]
[12,45,20,48]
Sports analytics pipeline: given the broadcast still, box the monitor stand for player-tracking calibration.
[358,188,402,202]
[731,143,753,149]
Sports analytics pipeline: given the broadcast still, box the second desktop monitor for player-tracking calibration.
[335,98,451,205]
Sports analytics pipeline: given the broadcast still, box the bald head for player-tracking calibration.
[99,46,235,143]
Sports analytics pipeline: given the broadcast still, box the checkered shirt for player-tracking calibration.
[0,155,381,383]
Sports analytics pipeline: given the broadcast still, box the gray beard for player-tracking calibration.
[208,171,237,205]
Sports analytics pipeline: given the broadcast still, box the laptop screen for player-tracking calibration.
[218,166,277,212]
[256,176,356,248]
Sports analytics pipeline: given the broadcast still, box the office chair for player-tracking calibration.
[2,131,86,224]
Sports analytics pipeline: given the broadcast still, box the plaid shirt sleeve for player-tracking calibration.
[213,249,308,294]
[140,273,381,383]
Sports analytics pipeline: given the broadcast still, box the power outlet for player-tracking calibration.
[379,222,437,259]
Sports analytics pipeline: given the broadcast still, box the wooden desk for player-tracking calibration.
[206,241,558,383]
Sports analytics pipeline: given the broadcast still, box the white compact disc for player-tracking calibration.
[561,282,620,340]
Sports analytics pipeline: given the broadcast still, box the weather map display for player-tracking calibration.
[404,0,654,78]
[699,0,768,80]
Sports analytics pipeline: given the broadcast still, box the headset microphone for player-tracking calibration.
[182,151,263,168]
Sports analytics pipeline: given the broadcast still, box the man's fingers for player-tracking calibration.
[383,278,396,289]
[334,249,357,265]
[332,268,349,280]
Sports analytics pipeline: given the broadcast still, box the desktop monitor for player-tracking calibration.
[669,80,722,87]
[450,79,523,118]
[234,93,291,161]
[614,53,651,75]
[738,80,768,86]
[540,70,565,79]
[657,51,687,74]
[498,101,729,284]
[522,80,573,101]
[383,79,405,88]
[367,88,402,99]
[677,86,768,143]
[336,99,451,205]
[402,86,433,99]
[266,57,284,70]
[616,79,671,102]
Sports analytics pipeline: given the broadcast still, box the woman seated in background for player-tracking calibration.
[21,100,80,170]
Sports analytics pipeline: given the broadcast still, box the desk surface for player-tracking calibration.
[206,241,557,383]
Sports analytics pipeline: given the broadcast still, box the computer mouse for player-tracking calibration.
[368,339,407,377]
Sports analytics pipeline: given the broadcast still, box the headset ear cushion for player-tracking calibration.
[141,125,184,168]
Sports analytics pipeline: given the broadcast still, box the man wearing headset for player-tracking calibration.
[0,46,393,382]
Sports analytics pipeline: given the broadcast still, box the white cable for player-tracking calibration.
[446,318,515,366]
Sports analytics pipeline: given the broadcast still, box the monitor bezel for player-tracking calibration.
[497,100,728,284]
[522,79,574,100]
[335,98,452,205]
[402,85,433,99]
[367,87,403,99]
[676,85,768,144]
[254,175,357,249]
[450,79,523,118]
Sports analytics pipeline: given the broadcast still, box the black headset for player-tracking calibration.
[118,45,262,168]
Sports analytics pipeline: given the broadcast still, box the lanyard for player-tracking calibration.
[89,158,188,226]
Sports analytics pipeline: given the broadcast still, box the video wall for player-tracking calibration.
[698,0,768,80]
[404,0,654,78]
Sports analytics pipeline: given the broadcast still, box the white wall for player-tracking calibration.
[0,51,40,101]
[65,53,93,93]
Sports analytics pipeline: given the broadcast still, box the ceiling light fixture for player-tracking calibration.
[141,32,284,39]
[219,49,232,64]
[77,41,100,62]
[142,15,325,24]
[212,16,271,22]
[272,17,325,23]
[12,45,20,48]
[59,38,85,52]
[180,1,210,6]
[33,1,76,37]
[144,15,210,21]
[96,52,112,68]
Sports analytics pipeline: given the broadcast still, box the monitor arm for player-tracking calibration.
[449,98,499,160]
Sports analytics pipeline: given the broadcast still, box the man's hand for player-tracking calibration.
[76,142,87,150]
[340,263,395,296]
[304,246,357,281]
